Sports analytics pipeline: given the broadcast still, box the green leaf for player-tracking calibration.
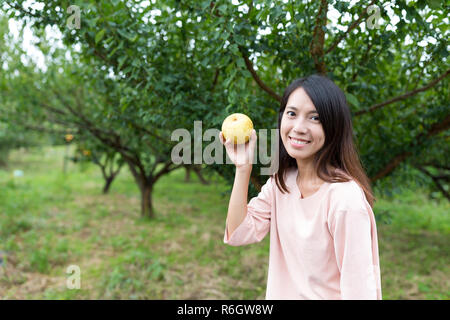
[95,29,106,44]
[107,46,120,58]
[229,44,239,55]
[236,57,246,69]
[234,34,244,46]
[118,56,128,69]
[426,0,441,9]
[218,4,227,15]
[345,93,360,108]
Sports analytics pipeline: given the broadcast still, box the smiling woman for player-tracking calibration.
[281,88,325,161]
[222,74,382,300]
[275,75,373,207]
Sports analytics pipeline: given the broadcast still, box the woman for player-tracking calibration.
[219,74,382,300]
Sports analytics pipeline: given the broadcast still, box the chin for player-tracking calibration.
[288,151,314,161]
[284,146,310,159]
[283,143,316,162]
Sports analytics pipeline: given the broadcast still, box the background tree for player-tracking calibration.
[71,133,124,194]
[0,15,51,167]
[197,0,449,199]
[3,0,449,205]
[1,11,221,217]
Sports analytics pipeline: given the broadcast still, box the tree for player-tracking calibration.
[2,0,236,217]
[197,0,449,198]
[3,0,449,204]
[0,15,50,167]
[71,133,124,194]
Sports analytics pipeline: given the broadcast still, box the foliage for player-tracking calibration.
[1,0,449,205]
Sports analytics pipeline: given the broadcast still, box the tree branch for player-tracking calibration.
[351,42,373,82]
[310,0,328,74]
[355,68,450,116]
[1,115,67,136]
[326,0,377,54]
[209,3,281,102]
[416,165,450,201]
[421,162,450,171]
[238,46,281,102]
[371,114,450,182]
[211,68,220,91]
[154,161,183,183]
[49,90,143,169]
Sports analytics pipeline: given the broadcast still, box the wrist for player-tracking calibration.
[236,164,252,174]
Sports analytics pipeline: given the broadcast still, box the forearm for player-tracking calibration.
[226,165,252,237]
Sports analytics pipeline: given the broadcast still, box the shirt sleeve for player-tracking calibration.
[328,208,381,300]
[223,176,273,246]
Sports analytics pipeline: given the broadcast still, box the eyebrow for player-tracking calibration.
[286,106,318,114]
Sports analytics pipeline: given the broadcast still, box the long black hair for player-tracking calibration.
[272,74,375,207]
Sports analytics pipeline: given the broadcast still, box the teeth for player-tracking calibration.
[291,138,310,145]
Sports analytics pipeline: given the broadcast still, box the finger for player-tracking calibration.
[251,129,257,141]
[249,129,257,146]
[224,138,234,153]
[235,142,247,164]
[221,132,231,146]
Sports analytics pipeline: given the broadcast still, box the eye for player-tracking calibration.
[286,111,295,117]
[311,115,320,121]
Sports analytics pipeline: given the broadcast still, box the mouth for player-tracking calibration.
[289,136,311,147]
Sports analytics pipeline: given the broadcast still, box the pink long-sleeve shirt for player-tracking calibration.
[224,167,382,300]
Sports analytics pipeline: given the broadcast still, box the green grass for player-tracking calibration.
[0,146,448,299]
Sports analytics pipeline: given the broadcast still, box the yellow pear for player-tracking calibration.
[221,113,254,144]
[65,134,74,142]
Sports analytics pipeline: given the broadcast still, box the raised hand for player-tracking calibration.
[219,129,257,170]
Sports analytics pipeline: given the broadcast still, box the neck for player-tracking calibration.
[296,158,321,184]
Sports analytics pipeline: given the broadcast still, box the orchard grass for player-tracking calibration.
[0,146,448,299]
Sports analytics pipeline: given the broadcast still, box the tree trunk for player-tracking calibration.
[126,161,155,218]
[140,183,154,218]
[193,165,209,185]
[184,165,191,182]
[102,176,114,194]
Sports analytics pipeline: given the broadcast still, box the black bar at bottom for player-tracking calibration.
[0,300,445,318]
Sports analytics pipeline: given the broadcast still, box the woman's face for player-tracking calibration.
[280,87,326,162]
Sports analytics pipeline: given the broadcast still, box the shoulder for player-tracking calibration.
[326,179,368,213]
[328,179,363,198]
[325,180,373,231]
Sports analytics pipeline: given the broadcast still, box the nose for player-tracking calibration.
[292,118,309,134]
